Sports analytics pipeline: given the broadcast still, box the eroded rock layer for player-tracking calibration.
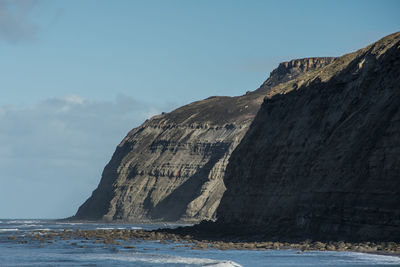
[217,32,400,241]
[74,57,335,222]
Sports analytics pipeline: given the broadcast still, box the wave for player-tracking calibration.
[81,252,242,266]
[4,220,38,224]
[32,228,51,232]
[57,222,85,225]
[95,227,139,230]
[345,252,400,265]
[96,227,120,230]
[0,228,18,232]
[203,261,242,267]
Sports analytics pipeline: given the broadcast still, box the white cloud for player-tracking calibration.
[64,94,84,104]
[0,95,176,218]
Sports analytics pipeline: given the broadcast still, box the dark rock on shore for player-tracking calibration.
[16,228,400,255]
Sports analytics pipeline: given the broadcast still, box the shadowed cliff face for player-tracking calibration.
[74,57,335,222]
[217,32,400,241]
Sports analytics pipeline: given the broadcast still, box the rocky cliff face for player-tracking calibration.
[263,57,336,87]
[74,57,335,222]
[217,32,400,241]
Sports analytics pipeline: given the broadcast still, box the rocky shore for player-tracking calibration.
[7,228,400,255]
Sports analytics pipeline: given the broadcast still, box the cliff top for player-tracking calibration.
[135,32,400,128]
[143,57,336,127]
[263,57,336,87]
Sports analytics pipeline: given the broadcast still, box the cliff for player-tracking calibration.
[216,32,400,241]
[73,57,335,222]
[263,57,335,87]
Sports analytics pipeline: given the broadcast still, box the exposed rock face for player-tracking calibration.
[74,56,335,222]
[217,32,400,241]
[264,57,336,87]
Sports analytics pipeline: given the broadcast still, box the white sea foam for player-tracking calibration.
[33,228,51,232]
[131,226,142,230]
[6,220,37,224]
[203,261,243,267]
[345,252,400,265]
[0,228,18,232]
[4,221,18,224]
[59,222,84,225]
[81,252,242,266]
[95,227,126,230]
[20,220,37,224]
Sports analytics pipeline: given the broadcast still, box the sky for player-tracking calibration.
[0,0,399,219]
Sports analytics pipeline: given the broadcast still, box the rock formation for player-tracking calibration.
[216,32,400,241]
[74,57,335,222]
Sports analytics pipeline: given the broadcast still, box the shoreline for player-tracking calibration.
[5,219,399,256]
[7,228,400,257]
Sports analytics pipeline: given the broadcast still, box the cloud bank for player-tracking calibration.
[0,95,173,218]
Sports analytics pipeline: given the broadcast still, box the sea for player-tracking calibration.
[0,220,399,267]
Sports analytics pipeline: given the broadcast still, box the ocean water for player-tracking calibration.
[0,220,399,266]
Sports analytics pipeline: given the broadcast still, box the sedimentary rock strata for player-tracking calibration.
[74,57,334,222]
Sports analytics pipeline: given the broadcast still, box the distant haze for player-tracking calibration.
[0,0,399,218]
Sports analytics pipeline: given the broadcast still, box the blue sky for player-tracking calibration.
[0,0,399,219]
